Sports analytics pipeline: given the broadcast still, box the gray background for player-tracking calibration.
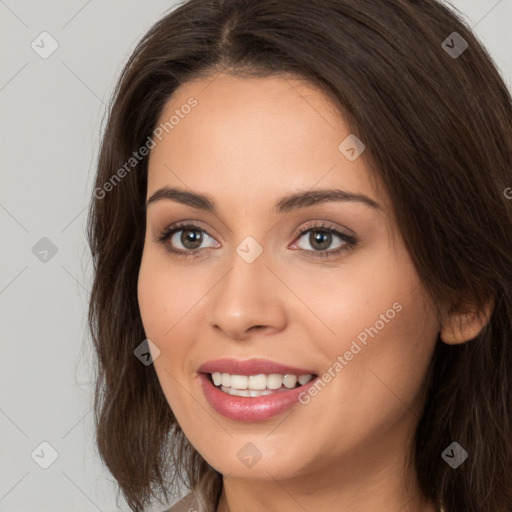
[1,1,511,511]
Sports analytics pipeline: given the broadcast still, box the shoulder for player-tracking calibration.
[163,491,199,512]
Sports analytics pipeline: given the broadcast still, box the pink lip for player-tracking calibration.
[197,358,316,376]
[198,374,319,422]
[197,358,319,422]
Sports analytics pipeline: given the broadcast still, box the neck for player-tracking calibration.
[216,475,438,512]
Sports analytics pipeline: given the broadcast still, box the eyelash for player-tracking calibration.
[155,221,357,260]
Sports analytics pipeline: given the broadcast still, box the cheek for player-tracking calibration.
[137,250,193,395]
[137,246,213,391]
[293,290,437,472]
[303,242,438,426]
[137,246,204,340]
[137,252,197,416]
[289,235,426,354]
[137,261,167,342]
[326,284,436,431]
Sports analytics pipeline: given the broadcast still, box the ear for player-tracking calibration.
[439,296,494,345]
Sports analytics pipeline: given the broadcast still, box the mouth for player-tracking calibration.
[205,371,317,397]
[197,364,320,422]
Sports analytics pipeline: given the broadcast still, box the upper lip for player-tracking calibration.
[197,358,317,376]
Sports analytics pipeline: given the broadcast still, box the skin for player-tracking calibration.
[137,72,490,512]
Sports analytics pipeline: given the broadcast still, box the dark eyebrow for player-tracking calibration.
[273,188,380,213]
[145,186,381,213]
[146,186,217,213]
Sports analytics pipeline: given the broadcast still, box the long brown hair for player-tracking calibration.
[87,1,512,510]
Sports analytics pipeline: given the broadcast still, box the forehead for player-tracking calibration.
[147,73,383,211]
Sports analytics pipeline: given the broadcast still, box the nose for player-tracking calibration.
[206,245,288,340]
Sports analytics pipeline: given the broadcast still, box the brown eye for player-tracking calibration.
[180,228,203,249]
[308,231,333,251]
[291,222,357,259]
[156,222,219,256]
[295,228,346,252]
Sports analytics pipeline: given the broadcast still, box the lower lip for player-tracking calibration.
[199,373,319,422]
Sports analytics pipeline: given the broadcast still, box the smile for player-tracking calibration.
[210,372,314,397]
[199,372,319,421]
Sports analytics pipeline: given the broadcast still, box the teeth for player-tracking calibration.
[248,374,267,390]
[221,386,274,397]
[283,374,297,388]
[210,372,314,393]
[230,374,248,389]
[249,389,270,397]
[222,373,232,387]
[298,374,313,385]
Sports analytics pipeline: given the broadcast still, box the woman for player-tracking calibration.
[87,1,512,511]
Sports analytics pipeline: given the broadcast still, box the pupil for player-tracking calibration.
[310,231,331,250]
[182,229,202,249]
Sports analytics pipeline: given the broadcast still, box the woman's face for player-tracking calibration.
[138,73,441,484]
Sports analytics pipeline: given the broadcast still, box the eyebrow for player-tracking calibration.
[145,186,381,213]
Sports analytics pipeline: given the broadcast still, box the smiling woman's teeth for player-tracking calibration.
[211,372,314,397]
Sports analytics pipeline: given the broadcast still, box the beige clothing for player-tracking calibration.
[164,492,199,511]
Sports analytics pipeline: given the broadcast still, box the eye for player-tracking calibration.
[155,220,357,260]
[291,222,357,259]
[156,222,219,257]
